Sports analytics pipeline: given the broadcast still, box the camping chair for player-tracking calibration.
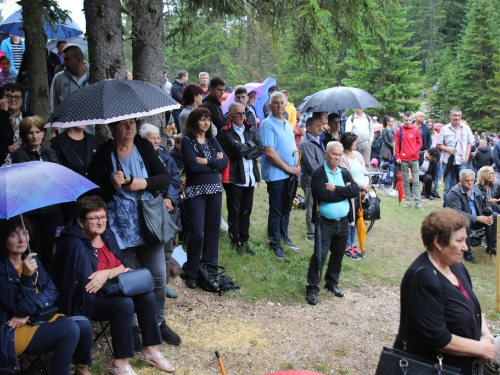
[17,352,50,375]
[94,321,114,361]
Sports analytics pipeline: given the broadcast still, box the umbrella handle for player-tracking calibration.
[215,351,227,375]
[122,174,134,187]
[293,149,302,167]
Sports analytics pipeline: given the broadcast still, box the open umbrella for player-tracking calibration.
[298,86,382,114]
[396,170,405,204]
[282,150,302,222]
[47,35,88,54]
[0,10,83,38]
[46,79,181,128]
[221,82,265,114]
[357,195,367,254]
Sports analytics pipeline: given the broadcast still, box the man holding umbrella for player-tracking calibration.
[305,141,359,305]
[260,91,300,258]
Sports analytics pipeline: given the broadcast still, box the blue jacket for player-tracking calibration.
[52,219,125,319]
[0,254,58,371]
[0,38,24,74]
[415,121,432,151]
[157,147,182,206]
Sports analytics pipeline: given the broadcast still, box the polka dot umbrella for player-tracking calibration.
[46,79,181,129]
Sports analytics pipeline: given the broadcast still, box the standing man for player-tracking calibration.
[171,70,189,133]
[345,108,373,167]
[233,85,257,128]
[437,108,475,206]
[299,117,326,245]
[201,77,227,132]
[198,72,210,97]
[260,91,301,258]
[0,34,24,74]
[56,40,67,64]
[282,90,297,130]
[305,141,359,305]
[218,102,263,254]
[395,112,424,211]
[414,111,432,151]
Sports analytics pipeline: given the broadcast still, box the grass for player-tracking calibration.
[216,181,500,321]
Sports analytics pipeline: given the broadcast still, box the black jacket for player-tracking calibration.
[87,135,170,203]
[217,120,263,185]
[447,183,489,224]
[416,122,432,151]
[418,151,437,181]
[171,79,187,104]
[50,131,100,176]
[310,166,359,224]
[16,48,62,87]
[201,95,227,132]
[474,145,492,170]
[0,110,30,163]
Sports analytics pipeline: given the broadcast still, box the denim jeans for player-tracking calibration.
[121,244,166,323]
[266,178,290,250]
[443,162,469,206]
[401,160,422,204]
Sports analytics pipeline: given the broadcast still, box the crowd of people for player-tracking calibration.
[1,37,500,374]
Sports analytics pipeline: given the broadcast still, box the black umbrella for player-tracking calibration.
[282,150,302,222]
[443,154,455,178]
[46,79,180,128]
[298,86,382,113]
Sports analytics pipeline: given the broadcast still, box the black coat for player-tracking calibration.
[171,80,186,104]
[50,131,100,176]
[201,95,227,132]
[0,110,30,163]
[474,145,492,170]
[418,151,437,181]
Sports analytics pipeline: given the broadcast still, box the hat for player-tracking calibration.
[370,158,379,166]
[381,162,391,170]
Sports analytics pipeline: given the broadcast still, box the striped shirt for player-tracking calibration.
[11,42,23,70]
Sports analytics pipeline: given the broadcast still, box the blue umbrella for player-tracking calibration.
[0,161,98,219]
[0,10,83,38]
[46,36,88,54]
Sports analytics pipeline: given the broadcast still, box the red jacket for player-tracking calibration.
[394,125,422,161]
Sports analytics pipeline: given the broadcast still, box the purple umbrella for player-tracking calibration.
[221,82,265,114]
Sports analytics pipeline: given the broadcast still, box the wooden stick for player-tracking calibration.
[215,350,227,375]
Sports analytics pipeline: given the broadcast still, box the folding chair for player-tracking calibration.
[18,352,50,375]
[93,321,114,361]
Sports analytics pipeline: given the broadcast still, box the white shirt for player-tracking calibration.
[233,124,256,187]
[345,113,373,143]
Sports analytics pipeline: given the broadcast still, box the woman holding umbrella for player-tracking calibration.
[87,117,181,346]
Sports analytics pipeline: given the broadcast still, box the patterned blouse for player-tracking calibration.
[185,140,224,198]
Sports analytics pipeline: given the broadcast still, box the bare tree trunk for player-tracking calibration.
[84,0,125,141]
[20,0,50,134]
[129,0,165,128]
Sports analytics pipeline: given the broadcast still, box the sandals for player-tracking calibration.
[139,350,175,373]
[109,365,137,375]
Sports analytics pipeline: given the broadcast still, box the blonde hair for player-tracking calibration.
[477,166,495,186]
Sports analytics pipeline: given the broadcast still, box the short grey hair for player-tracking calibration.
[139,123,159,138]
[228,102,245,114]
[269,91,284,104]
[326,141,343,152]
[459,169,475,179]
[199,72,209,79]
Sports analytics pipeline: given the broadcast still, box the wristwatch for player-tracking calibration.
[108,270,113,280]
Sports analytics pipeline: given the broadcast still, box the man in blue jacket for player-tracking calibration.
[414,112,432,151]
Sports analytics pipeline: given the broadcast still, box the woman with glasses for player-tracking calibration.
[0,82,30,166]
[53,196,175,374]
[380,115,395,164]
[476,166,500,214]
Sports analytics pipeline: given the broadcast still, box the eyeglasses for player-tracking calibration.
[85,216,107,223]
[5,94,22,101]
[231,112,245,117]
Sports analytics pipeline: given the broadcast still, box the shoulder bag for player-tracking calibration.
[375,267,462,374]
[362,179,381,221]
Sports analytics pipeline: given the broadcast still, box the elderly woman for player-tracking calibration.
[12,116,60,273]
[179,84,205,135]
[87,117,180,346]
[379,115,395,163]
[394,208,498,374]
[53,196,174,374]
[0,82,30,166]
[139,123,182,299]
[0,216,93,375]
[339,133,370,259]
[181,108,227,289]
[476,166,500,213]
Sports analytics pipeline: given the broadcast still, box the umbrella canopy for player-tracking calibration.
[0,161,98,219]
[0,10,83,38]
[357,197,367,253]
[433,122,444,131]
[46,79,181,128]
[396,170,405,204]
[254,77,277,121]
[283,150,302,222]
[221,82,265,114]
[298,86,382,113]
[373,123,384,132]
[47,36,88,54]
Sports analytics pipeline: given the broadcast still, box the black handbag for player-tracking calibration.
[362,188,381,221]
[137,191,179,247]
[28,305,59,325]
[98,268,154,297]
[375,267,462,375]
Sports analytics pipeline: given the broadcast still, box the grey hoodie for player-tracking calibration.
[50,64,90,112]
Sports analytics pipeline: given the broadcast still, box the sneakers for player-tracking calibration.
[416,204,425,212]
[352,246,364,258]
[305,236,315,245]
[273,247,287,259]
[344,249,359,260]
[165,287,178,299]
[159,321,181,345]
[403,201,412,208]
[284,238,300,251]
[132,325,143,352]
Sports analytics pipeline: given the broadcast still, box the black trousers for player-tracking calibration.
[466,216,498,254]
[25,210,60,274]
[182,192,222,279]
[92,292,161,359]
[419,173,433,196]
[223,183,255,244]
[306,217,349,292]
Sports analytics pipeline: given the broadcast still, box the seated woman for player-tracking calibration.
[52,196,175,374]
[418,147,439,200]
[476,166,500,213]
[0,216,93,375]
[394,208,498,374]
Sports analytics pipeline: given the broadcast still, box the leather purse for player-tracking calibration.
[99,268,154,297]
[362,189,381,221]
[137,191,179,247]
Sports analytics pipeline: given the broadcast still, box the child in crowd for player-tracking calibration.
[0,56,17,86]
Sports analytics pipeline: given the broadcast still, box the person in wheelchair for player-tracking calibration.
[447,169,497,262]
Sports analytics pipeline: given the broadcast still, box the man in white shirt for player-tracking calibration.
[345,109,373,167]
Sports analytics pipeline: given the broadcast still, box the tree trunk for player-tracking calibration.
[84,0,125,141]
[20,0,50,133]
[129,0,165,128]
